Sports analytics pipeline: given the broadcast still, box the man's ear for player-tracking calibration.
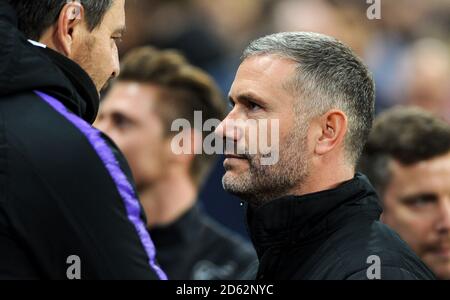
[53,1,85,56]
[314,109,348,156]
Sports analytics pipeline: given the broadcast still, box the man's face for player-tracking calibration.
[215,55,311,206]
[383,152,450,279]
[70,0,126,92]
[94,82,172,190]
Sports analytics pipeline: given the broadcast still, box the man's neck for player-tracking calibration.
[139,173,197,229]
[289,163,355,197]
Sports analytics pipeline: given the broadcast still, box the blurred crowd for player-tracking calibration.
[120,0,450,120]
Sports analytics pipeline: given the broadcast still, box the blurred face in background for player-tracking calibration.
[399,39,450,122]
[95,82,172,190]
[383,152,450,279]
[271,0,372,57]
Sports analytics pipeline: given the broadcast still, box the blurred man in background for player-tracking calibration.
[95,47,258,280]
[359,106,450,279]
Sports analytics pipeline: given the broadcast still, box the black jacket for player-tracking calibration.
[150,204,258,280]
[0,1,165,279]
[247,174,436,280]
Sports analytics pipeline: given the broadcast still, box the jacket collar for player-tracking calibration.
[37,47,99,124]
[246,173,382,258]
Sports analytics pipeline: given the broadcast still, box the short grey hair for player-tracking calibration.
[242,32,375,165]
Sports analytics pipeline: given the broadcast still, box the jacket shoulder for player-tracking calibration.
[345,266,432,280]
[1,92,98,173]
[323,220,436,280]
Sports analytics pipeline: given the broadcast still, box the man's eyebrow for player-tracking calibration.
[110,110,137,123]
[231,92,266,104]
[113,25,126,35]
[400,193,438,203]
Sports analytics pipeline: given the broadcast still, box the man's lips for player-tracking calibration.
[432,247,450,258]
[224,154,247,160]
[223,154,248,169]
[428,244,450,259]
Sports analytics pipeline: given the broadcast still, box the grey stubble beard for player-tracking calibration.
[222,121,310,208]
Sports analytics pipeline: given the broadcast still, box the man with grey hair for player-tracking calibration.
[215,32,435,280]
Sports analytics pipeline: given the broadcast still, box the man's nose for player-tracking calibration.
[215,113,245,142]
[111,48,120,79]
[436,197,450,233]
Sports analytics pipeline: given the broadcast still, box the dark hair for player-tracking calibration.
[8,0,113,40]
[118,46,227,187]
[243,32,375,165]
[358,106,450,196]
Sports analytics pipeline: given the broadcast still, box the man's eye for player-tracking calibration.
[112,114,130,129]
[405,195,437,208]
[248,101,261,111]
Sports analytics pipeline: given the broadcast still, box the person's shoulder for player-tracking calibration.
[1,91,71,131]
[329,220,435,280]
[344,265,434,280]
[0,91,37,110]
[2,92,63,149]
[1,91,111,184]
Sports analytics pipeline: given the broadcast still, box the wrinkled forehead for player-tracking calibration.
[230,55,298,100]
[236,55,297,83]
